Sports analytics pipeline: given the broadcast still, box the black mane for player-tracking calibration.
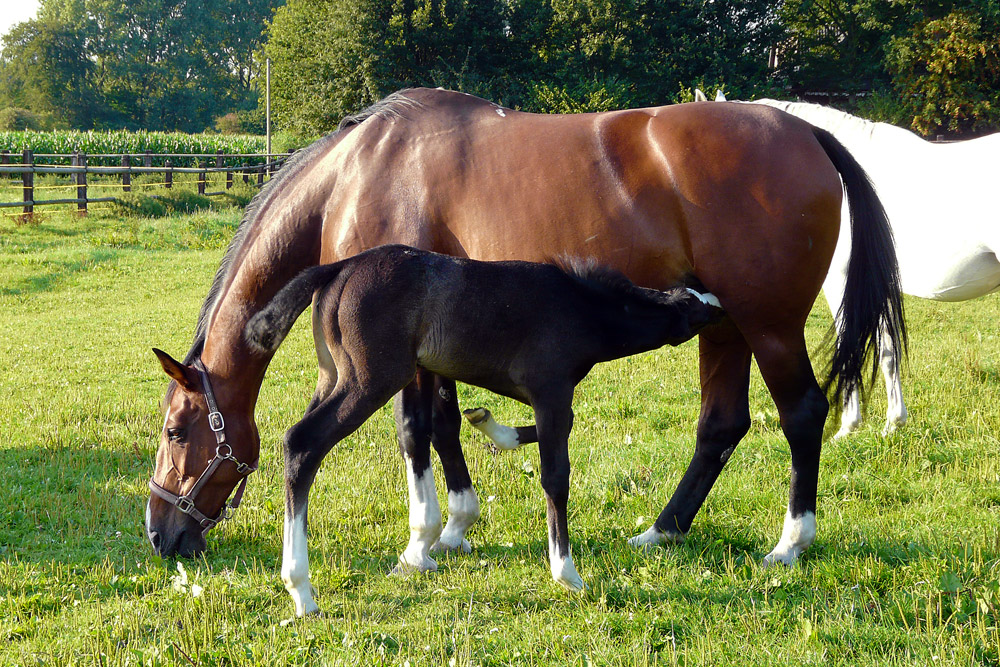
[337,89,423,131]
[181,131,345,365]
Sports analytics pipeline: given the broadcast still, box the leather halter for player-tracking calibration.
[148,359,258,534]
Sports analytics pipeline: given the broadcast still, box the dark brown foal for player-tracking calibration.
[244,244,724,615]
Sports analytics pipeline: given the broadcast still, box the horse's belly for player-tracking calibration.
[901,247,1000,301]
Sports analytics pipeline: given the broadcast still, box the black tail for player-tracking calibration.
[245,262,347,354]
[813,127,907,401]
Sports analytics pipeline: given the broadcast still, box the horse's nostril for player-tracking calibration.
[148,530,162,553]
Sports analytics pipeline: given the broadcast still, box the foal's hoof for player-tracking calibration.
[627,526,683,551]
[430,538,472,554]
[463,407,490,425]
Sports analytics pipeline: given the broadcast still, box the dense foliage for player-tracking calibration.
[263,0,783,135]
[0,0,282,133]
[263,0,1000,138]
[2,0,998,138]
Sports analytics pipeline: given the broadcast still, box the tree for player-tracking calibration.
[889,10,1000,135]
[0,0,281,131]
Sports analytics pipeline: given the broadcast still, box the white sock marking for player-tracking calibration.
[627,525,683,551]
[764,510,816,567]
[281,507,318,616]
[467,409,521,450]
[685,288,722,309]
[396,456,442,573]
[548,532,584,592]
[432,488,479,553]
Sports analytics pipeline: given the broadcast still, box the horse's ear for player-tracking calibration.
[152,348,199,392]
[694,89,707,102]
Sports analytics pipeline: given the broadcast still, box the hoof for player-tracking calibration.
[462,407,489,425]
[627,526,682,551]
[390,556,438,576]
[430,538,472,554]
[762,549,798,569]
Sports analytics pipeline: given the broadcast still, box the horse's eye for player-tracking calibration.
[166,427,186,444]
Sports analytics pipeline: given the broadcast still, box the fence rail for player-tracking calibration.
[0,149,294,219]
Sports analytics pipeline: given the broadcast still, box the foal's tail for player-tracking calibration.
[814,127,907,401]
[245,262,347,354]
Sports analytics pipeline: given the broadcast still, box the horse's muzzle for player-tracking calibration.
[147,524,207,558]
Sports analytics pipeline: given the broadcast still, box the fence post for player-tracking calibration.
[226,168,233,190]
[198,160,206,195]
[165,160,173,189]
[121,154,131,192]
[22,150,34,221]
[257,164,264,186]
[144,150,152,168]
[77,152,88,215]
[243,166,249,184]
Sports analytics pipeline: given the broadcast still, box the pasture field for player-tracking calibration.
[1,206,1000,666]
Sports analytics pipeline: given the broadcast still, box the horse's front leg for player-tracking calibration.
[282,376,399,616]
[532,386,584,592]
[630,325,752,548]
[392,372,443,573]
[428,375,480,554]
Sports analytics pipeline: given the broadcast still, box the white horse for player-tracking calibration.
[700,91,1000,436]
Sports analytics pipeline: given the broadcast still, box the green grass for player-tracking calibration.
[1,210,1000,665]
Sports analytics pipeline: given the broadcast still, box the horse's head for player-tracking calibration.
[146,348,259,558]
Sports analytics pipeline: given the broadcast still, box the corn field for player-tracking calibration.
[0,130,267,167]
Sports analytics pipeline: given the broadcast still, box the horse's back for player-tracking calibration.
[317,89,843,330]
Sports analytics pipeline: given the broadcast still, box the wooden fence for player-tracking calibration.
[0,150,293,220]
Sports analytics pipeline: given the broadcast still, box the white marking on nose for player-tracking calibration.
[685,288,722,309]
[494,106,506,117]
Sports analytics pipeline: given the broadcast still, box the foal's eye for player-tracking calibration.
[166,427,186,444]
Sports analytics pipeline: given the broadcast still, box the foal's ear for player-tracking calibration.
[152,348,199,392]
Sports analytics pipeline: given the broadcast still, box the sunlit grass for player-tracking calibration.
[1,211,999,664]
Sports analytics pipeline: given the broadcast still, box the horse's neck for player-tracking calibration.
[198,184,328,410]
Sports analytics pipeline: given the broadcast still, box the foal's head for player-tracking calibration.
[146,349,259,558]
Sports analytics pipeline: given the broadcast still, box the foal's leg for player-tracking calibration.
[750,332,829,567]
[429,375,481,554]
[629,324,752,549]
[532,386,585,592]
[282,377,402,616]
[879,325,907,434]
[392,372,443,574]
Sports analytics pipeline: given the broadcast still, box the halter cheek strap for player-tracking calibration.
[148,359,258,535]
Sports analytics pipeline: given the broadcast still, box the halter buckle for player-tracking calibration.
[176,497,195,514]
[208,411,225,432]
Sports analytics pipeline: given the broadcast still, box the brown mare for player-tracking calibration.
[147,88,905,616]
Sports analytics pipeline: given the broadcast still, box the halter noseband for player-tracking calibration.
[149,359,258,534]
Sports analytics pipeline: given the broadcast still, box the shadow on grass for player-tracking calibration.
[0,248,119,296]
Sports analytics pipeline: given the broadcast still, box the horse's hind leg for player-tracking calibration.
[751,332,828,567]
[879,325,907,434]
[629,323,752,548]
[392,371,444,573]
[428,375,481,554]
[823,273,864,438]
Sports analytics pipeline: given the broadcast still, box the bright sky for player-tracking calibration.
[0,0,41,41]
